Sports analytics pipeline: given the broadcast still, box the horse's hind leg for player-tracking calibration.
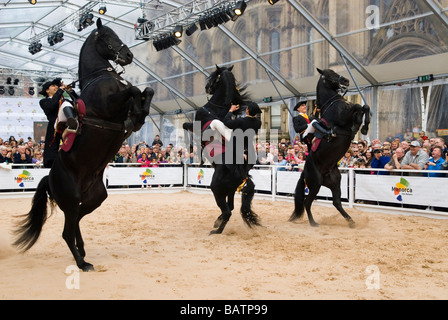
[304,184,320,227]
[325,169,355,228]
[76,178,108,260]
[331,186,355,228]
[210,192,232,235]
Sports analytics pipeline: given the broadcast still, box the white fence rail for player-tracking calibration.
[1,163,447,216]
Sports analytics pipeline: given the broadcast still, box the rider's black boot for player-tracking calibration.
[312,121,336,140]
[63,107,78,132]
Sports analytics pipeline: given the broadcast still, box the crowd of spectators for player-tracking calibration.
[0,135,44,167]
[337,131,448,176]
[1,129,447,177]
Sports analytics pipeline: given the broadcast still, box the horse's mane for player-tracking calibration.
[78,29,98,90]
[207,67,251,106]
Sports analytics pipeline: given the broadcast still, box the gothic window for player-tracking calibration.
[185,44,197,97]
[270,31,280,72]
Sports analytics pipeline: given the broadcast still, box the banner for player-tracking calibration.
[187,167,272,192]
[0,98,46,140]
[107,166,183,187]
[277,170,348,198]
[188,167,214,187]
[355,174,446,207]
[0,167,50,190]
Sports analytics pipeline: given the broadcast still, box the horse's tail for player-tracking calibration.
[289,173,306,221]
[240,176,261,228]
[13,175,51,252]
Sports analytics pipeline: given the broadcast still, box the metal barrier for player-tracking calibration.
[1,163,447,217]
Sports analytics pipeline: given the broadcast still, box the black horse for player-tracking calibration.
[289,68,370,227]
[13,19,154,271]
[184,65,260,234]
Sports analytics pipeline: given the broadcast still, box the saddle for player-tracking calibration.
[61,99,86,152]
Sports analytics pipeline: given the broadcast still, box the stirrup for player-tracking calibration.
[62,121,79,140]
[66,120,79,134]
[329,129,336,138]
[326,130,336,142]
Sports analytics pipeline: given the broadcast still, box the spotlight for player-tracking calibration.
[47,34,56,46]
[215,8,230,24]
[85,13,94,25]
[99,6,107,15]
[8,86,15,96]
[233,1,247,17]
[78,12,94,31]
[47,31,64,46]
[153,34,181,52]
[28,0,37,4]
[56,31,64,43]
[28,87,35,95]
[0,86,4,95]
[6,77,11,85]
[186,23,198,36]
[14,79,19,85]
[28,41,42,55]
[268,0,280,4]
[173,25,183,38]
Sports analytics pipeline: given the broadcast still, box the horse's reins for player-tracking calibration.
[319,92,345,119]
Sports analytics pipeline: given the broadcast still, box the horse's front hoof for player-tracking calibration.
[213,217,223,228]
[348,220,356,229]
[80,262,95,272]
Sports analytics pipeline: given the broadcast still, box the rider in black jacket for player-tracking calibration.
[223,102,262,180]
[39,78,78,168]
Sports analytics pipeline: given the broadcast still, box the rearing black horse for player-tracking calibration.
[184,65,261,234]
[290,68,370,227]
[13,19,154,271]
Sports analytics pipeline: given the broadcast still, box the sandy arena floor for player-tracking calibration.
[1,191,447,300]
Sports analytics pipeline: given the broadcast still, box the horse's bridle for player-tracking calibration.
[321,74,348,95]
[95,31,127,65]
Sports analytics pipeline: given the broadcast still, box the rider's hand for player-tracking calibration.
[230,104,239,112]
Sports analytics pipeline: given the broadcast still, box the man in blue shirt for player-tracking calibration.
[370,149,390,175]
[426,146,446,177]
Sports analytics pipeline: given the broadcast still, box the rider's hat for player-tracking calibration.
[293,101,307,111]
[39,78,62,97]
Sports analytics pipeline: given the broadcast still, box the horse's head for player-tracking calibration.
[205,65,249,114]
[93,18,133,66]
[205,65,234,95]
[317,68,350,93]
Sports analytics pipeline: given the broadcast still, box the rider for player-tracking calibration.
[292,101,335,146]
[222,102,262,180]
[39,78,79,168]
